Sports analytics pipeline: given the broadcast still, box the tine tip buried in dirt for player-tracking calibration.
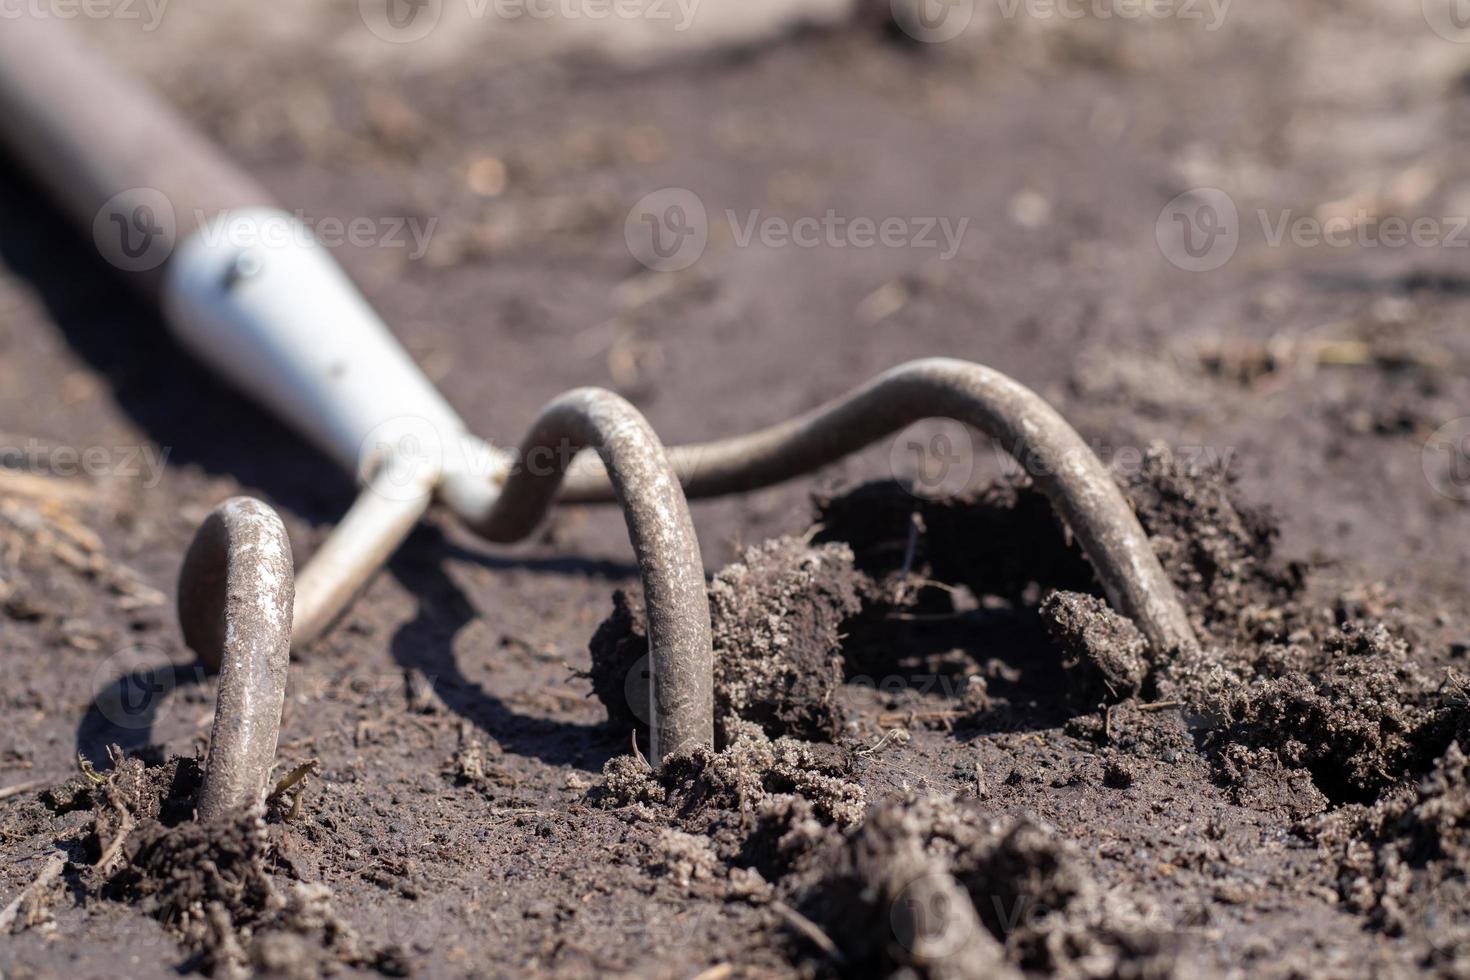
[178,497,295,820]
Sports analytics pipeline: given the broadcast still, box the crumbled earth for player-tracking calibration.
[1321,740,1470,971]
[793,793,1177,980]
[589,536,863,745]
[581,449,1470,976]
[4,3,1470,977]
[20,753,384,979]
[707,538,863,742]
[599,717,865,864]
[1039,591,1150,705]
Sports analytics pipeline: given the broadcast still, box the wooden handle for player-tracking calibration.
[0,16,272,297]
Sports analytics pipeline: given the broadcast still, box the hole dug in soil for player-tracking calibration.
[587,444,1470,976]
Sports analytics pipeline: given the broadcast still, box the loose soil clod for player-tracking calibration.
[708,538,863,743]
[1039,590,1150,705]
[786,793,1176,980]
[590,536,864,746]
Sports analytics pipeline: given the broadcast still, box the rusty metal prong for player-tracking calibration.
[461,387,714,764]
[548,357,1198,657]
[178,497,294,821]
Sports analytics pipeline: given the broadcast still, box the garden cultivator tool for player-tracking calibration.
[0,17,1196,808]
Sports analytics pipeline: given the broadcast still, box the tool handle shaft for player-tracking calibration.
[0,16,269,296]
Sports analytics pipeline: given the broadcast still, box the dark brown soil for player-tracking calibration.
[4,5,1470,979]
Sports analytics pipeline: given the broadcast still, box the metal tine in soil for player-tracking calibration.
[177,497,294,821]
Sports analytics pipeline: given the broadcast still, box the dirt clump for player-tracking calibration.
[589,537,865,744]
[813,446,1303,650]
[74,753,393,979]
[597,718,864,882]
[1039,591,1150,705]
[1320,740,1470,973]
[1118,447,1304,645]
[790,793,1176,979]
[297,446,1470,975]
[1166,623,1437,806]
[709,537,864,742]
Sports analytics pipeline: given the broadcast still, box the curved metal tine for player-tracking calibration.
[272,387,714,764]
[515,357,1198,657]
[177,498,294,820]
[464,387,714,764]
